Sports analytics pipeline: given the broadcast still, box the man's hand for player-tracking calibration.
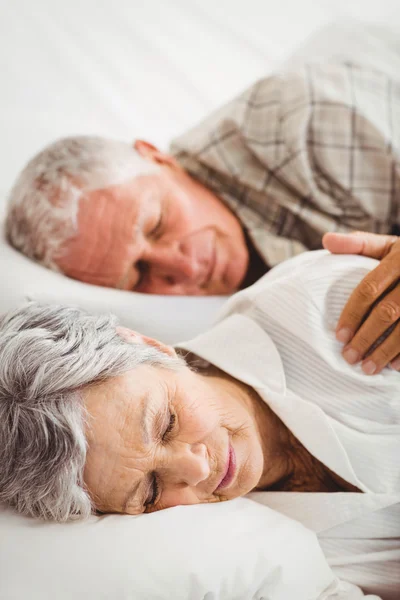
[322,231,400,375]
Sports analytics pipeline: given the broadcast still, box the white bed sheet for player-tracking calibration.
[1,8,399,598]
[0,0,399,207]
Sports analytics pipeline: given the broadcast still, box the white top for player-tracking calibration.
[180,250,400,600]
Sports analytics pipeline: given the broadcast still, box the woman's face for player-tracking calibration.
[83,364,265,515]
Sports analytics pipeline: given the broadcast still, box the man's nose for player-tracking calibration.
[144,244,201,283]
[168,442,210,487]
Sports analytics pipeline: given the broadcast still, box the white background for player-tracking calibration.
[0,0,399,209]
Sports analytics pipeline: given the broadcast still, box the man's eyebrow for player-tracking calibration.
[115,205,147,290]
[134,208,145,236]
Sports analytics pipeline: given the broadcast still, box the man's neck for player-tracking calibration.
[239,228,268,289]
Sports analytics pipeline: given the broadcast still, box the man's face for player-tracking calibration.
[57,145,249,295]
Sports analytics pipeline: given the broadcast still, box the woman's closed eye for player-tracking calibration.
[145,411,177,510]
[145,473,159,509]
[163,412,176,441]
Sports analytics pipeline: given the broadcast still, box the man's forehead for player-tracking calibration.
[56,183,144,285]
[72,182,146,247]
[86,184,142,226]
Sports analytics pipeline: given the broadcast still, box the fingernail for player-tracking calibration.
[390,358,400,370]
[362,360,376,375]
[343,347,360,364]
[336,328,353,344]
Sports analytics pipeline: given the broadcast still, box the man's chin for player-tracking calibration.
[198,282,238,296]
[225,254,250,293]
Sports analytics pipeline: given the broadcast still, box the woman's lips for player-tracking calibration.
[216,444,236,491]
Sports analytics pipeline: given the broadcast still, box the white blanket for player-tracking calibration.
[180,250,400,599]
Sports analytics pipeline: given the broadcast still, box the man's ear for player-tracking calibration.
[134,139,179,169]
[116,326,176,357]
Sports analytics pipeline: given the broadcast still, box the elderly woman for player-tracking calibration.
[0,249,399,597]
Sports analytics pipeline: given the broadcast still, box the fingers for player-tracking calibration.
[323,232,365,254]
[341,283,400,374]
[359,321,400,375]
[390,354,400,371]
[325,231,400,375]
[336,254,400,340]
[323,231,397,259]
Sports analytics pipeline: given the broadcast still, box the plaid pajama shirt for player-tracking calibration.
[171,61,400,268]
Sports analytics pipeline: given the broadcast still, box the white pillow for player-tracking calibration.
[0,224,227,344]
[0,498,339,600]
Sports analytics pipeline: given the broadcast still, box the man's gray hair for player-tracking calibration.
[0,302,184,522]
[5,136,158,270]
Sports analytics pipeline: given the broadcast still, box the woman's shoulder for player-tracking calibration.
[221,250,379,324]
[250,250,378,292]
[217,250,381,334]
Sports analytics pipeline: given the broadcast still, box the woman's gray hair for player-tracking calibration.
[0,302,184,522]
[5,136,158,270]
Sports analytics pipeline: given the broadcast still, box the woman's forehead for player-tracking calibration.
[83,367,167,439]
[82,373,150,468]
[82,367,169,513]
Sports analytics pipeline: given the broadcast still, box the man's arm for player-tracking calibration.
[323,231,400,375]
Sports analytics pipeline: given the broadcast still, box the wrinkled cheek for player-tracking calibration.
[179,401,219,438]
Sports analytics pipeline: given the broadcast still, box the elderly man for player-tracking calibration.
[4,25,400,373]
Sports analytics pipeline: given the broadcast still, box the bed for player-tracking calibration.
[0,1,399,598]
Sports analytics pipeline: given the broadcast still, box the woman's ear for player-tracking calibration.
[133,139,180,169]
[116,326,176,357]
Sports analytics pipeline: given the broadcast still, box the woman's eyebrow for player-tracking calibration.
[121,393,168,512]
[140,393,153,445]
[121,479,143,513]
[140,394,167,445]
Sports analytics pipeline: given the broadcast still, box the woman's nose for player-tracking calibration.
[169,442,210,487]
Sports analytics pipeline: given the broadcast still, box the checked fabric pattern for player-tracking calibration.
[171,61,400,268]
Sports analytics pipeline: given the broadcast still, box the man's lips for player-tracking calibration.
[216,444,236,491]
